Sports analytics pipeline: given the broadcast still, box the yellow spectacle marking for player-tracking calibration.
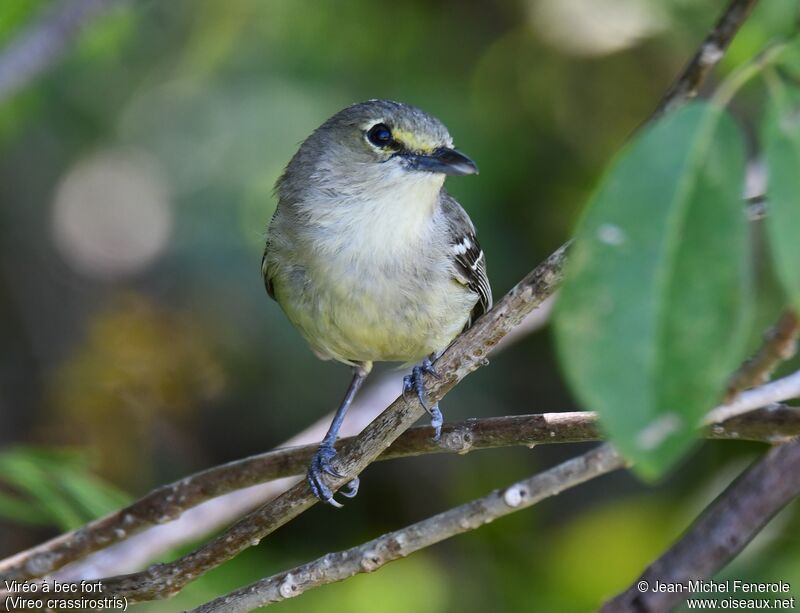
[390,128,437,153]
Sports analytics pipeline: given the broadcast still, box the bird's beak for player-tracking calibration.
[405,147,479,176]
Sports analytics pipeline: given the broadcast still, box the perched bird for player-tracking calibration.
[263,100,491,506]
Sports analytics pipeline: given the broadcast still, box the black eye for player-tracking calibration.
[366,123,393,147]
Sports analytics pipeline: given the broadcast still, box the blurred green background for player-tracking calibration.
[1,1,799,611]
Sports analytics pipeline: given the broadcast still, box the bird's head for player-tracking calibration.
[277,100,477,205]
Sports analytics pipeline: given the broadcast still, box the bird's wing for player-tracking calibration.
[440,193,492,324]
[261,244,276,301]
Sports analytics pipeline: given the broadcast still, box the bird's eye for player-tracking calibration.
[366,123,393,147]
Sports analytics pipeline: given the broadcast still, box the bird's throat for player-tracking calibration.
[307,172,444,259]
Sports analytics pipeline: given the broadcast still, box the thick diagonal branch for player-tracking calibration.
[601,438,800,612]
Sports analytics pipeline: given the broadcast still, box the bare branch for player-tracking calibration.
[0,245,564,591]
[52,370,452,578]
[601,438,800,612]
[0,412,593,578]
[0,0,762,601]
[704,403,800,443]
[653,0,759,118]
[0,0,122,104]
[706,369,800,426]
[56,243,568,602]
[56,298,559,579]
[384,404,800,453]
[190,444,625,613]
[724,309,799,402]
[3,403,799,584]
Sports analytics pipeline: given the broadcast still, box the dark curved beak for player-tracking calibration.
[406,147,479,176]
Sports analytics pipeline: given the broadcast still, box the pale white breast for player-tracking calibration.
[301,163,445,263]
[267,162,477,364]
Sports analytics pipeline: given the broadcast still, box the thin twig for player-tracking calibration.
[724,309,799,402]
[0,0,122,104]
[706,368,800,426]
[601,438,800,612]
[190,444,625,613]
[5,404,800,582]
[653,0,759,118]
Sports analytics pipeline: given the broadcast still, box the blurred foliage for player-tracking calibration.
[0,2,45,42]
[45,293,225,487]
[0,446,130,531]
[0,1,798,611]
[762,69,800,314]
[540,497,679,609]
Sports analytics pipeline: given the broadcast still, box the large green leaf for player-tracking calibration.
[555,102,751,477]
[763,89,800,312]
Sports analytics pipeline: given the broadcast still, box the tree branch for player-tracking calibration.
[601,438,800,612]
[45,306,557,582]
[4,403,799,583]
[195,411,800,613]
[724,309,799,402]
[705,368,800,426]
[55,241,568,602]
[0,0,122,104]
[653,0,758,118]
[0,0,761,602]
[190,444,625,613]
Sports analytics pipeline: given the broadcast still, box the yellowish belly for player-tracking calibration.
[275,269,475,365]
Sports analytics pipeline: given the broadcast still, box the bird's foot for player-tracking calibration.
[307,443,359,508]
[403,358,443,441]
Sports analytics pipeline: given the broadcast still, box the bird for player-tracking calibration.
[262,99,491,506]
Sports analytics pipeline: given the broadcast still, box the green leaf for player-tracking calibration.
[0,450,86,530]
[554,102,751,477]
[57,470,131,521]
[0,491,51,526]
[763,88,800,312]
[0,447,131,531]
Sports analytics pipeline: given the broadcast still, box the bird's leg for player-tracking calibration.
[307,362,371,507]
[403,355,443,441]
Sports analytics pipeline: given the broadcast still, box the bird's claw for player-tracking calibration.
[428,403,443,441]
[403,358,443,440]
[307,444,358,507]
[340,476,360,498]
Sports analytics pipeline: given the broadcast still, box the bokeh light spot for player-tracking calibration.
[51,148,173,280]
[529,0,669,56]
